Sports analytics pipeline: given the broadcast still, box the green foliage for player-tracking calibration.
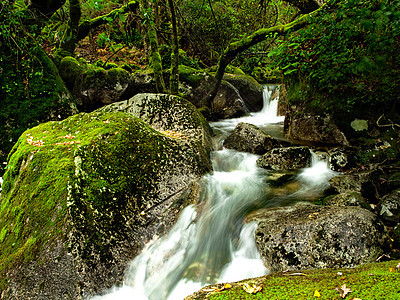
[0,2,76,174]
[269,0,400,113]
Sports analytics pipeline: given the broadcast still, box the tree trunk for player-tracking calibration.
[168,0,179,95]
[60,0,81,54]
[141,0,166,93]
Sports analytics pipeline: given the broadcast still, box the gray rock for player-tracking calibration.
[248,205,387,272]
[73,67,133,110]
[379,188,400,224]
[285,113,349,146]
[223,122,289,155]
[256,146,311,170]
[223,73,263,112]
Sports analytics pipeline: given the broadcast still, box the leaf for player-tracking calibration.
[335,284,352,298]
[314,290,321,298]
[243,283,262,294]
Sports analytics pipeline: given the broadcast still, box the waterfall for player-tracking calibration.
[90,86,335,300]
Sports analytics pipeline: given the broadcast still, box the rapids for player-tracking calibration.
[91,85,336,300]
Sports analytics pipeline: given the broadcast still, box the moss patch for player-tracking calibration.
[188,260,400,300]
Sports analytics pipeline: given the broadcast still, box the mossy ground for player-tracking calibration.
[190,260,400,300]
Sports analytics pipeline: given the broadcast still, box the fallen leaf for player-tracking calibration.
[314,290,321,298]
[335,284,352,298]
[389,267,395,272]
[243,283,262,294]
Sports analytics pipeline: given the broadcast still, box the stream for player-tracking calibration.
[92,85,336,300]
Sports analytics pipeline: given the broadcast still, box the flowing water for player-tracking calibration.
[91,85,336,300]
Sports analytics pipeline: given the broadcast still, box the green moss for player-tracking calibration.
[192,260,400,300]
[59,56,83,89]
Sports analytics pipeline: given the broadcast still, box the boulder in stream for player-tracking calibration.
[0,94,212,299]
[223,122,290,155]
[247,205,387,272]
[256,146,312,170]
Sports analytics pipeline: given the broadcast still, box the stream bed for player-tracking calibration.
[92,86,336,300]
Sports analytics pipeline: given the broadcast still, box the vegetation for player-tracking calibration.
[189,260,400,300]
[270,0,400,115]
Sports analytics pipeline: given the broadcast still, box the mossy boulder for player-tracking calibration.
[0,95,212,299]
[248,205,387,273]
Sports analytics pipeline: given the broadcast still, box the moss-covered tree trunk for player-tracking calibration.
[168,0,179,95]
[60,0,81,54]
[141,0,166,93]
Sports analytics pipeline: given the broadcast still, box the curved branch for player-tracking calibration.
[203,3,328,106]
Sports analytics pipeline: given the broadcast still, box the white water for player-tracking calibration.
[91,86,336,300]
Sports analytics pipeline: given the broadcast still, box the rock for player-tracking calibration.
[0,95,212,299]
[73,67,133,111]
[285,113,349,146]
[211,80,248,120]
[329,171,381,202]
[248,205,387,272]
[379,188,400,224]
[321,192,369,209]
[223,122,290,155]
[256,146,311,170]
[223,73,263,112]
[131,67,254,120]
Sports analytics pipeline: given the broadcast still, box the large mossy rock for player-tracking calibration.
[0,94,212,299]
[223,122,289,155]
[248,205,387,273]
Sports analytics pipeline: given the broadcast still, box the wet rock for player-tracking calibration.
[223,122,289,155]
[0,94,212,299]
[256,146,312,170]
[285,113,349,146]
[248,205,387,272]
[321,192,370,209]
[379,188,400,224]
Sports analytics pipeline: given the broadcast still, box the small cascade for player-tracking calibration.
[211,85,285,134]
